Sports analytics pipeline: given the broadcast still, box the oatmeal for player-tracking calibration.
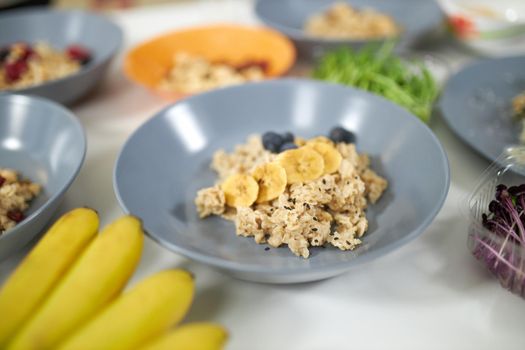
[159,52,267,94]
[0,168,41,234]
[0,42,91,91]
[304,2,400,40]
[195,129,387,258]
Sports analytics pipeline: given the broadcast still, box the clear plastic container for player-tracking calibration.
[467,146,525,298]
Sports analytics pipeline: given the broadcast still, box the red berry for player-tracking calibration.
[448,15,477,39]
[66,45,92,65]
[7,210,24,223]
[236,60,269,73]
[19,45,35,61]
[19,46,36,61]
[5,60,28,83]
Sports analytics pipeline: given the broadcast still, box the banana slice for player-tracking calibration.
[308,136,334,146]
[294,137,307,147]
[277,147,324,184]
[221,174,259,208]
[252,163,287,203]
[307,142,342,174]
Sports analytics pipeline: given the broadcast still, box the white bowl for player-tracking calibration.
[437,0,525,56]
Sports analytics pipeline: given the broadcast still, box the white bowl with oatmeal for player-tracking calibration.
[0,94,86,260]
[114,79,449,283]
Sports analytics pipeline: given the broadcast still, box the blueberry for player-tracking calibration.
[281,132,294,144]
[262,132,283,153]
[279,142,298,152]
[329,126,355,144]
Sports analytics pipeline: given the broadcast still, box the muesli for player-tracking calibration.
[304,2,400,40]
[0,168,41,234]
[0,42,91,91]
[159,52,267,94]
[195,127,387,258]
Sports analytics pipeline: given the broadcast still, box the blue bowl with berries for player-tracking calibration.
[0,8,122,105]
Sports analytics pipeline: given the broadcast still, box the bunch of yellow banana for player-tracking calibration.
[222,138,342,208]
[0,208,227,350]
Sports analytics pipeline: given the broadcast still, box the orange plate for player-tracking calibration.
[124,24,296,100]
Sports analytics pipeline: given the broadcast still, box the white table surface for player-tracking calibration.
[2,1,525,349]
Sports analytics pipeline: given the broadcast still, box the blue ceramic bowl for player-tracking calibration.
[0,94,86,260]
[114,79,449,283]
[255,0,444,59]
[0,8,122,105]
[439,55,525,164]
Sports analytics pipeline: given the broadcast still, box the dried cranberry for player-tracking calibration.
[236,60,269,73]
[18,45,35,61]
[7,210,24,223]
[4,60,28,83]
[66,45,92,65]
[0,175,5,187]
